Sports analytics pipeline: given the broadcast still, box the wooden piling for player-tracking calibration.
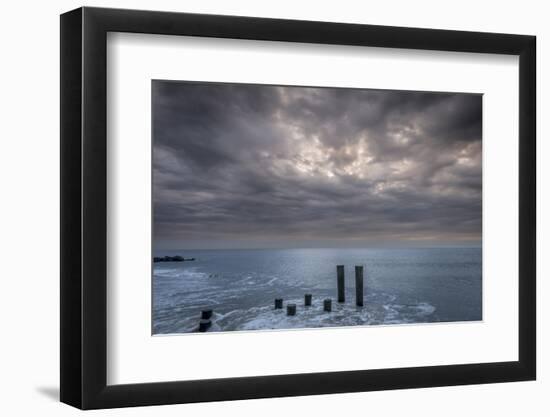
[304,294,312,306]
[337,265,345,303]
[201,309,213,319]
[355,265,364,306]
[274,298,283,309]
[198,319,211,332]
[287,304,296,316]
[323,298,332,312]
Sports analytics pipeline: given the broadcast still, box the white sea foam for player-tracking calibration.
[205,296,436,332]
[154,266,209,281]
[153,268,181,278]
[415,302,437,316]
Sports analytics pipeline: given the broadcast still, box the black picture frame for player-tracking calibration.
[60,6,536,410]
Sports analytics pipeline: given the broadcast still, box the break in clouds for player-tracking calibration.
[153,81,482,249]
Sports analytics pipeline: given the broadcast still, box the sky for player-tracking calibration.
[152,81,482,250]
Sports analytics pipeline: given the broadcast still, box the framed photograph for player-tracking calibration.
[60,6,536,409]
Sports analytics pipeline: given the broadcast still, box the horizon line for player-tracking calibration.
[153,244,482,252]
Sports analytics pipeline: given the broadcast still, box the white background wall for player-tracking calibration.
[0,0,545,415]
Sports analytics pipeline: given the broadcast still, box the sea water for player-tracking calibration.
[152,247,481,334]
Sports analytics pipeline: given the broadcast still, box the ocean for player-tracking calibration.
[152,247,482,334]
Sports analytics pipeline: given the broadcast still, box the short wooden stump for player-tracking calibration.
[201,309,213,319]
[287,304,296,316]
[198,319,211,332]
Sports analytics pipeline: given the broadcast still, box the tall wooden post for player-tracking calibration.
[337,265,345,303]
[355,265,364,306]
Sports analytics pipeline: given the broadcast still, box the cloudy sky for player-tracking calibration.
[152,81,482,250]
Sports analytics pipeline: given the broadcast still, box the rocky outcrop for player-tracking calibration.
[153,256,195,263]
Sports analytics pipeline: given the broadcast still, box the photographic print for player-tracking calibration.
[152,81,482,335]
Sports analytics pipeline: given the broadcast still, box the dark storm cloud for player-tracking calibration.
[152,81,482,249]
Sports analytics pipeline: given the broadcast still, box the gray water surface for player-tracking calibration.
[153,247,482,334]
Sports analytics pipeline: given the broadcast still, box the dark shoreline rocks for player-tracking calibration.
[153,256,196,263]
